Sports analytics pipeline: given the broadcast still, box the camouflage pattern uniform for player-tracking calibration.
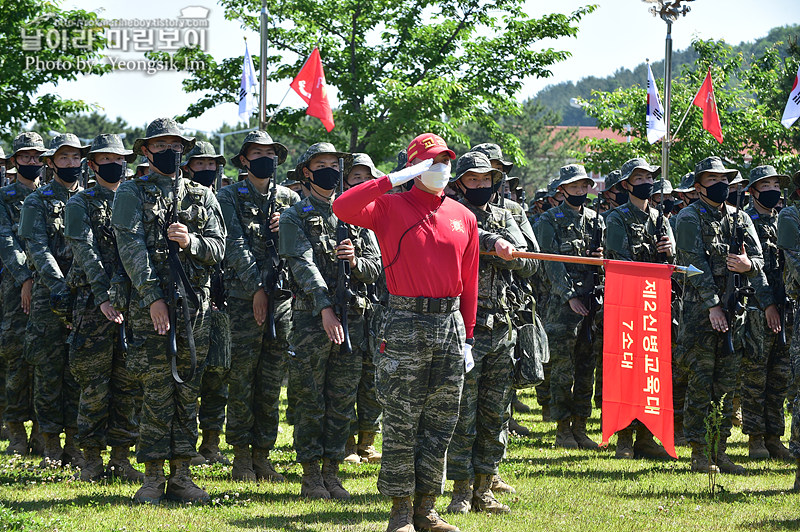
[112,118,225,504]
[279,143,380,498]
[64,134,142,479]
[675,157,764,473]
[218,131,299,477]
[533,165,604,448]
[18,134,87,463]
[0,134,42,453]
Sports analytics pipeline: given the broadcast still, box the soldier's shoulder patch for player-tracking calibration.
[750,213,759,220]
[554,211,564,218]
[87,189,95,197]
[620,207,629,213]
[302,205,314,212]
[698,205,706,213]
[5,190,15,196]
[42,189,53,196]
[237,186,248,194]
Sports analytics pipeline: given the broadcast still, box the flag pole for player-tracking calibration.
[661,19,672,185]
[258,0,268,130]
[670,100,693,143]
[482,251,702,276]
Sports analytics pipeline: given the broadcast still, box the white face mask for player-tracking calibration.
[419,162,452,191]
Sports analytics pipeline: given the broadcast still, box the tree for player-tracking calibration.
[0,1,108,142]
[576,38,800,181]
[147,0,595,163]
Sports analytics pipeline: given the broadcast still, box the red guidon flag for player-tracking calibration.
[692,68,723,143]
[601,260,676,458]
[290,47,335,132]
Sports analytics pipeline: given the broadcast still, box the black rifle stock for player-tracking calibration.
[335,157,354,353]
[777,188,790,345]
[580,197,604,343]
[262,156,289,340]
[721,192,755,354]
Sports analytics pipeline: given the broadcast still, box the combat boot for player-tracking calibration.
[39,432,63,467]
[134,460,166,504]
[490,475,516,494]
[413,493,460,532]
[165,458,210,503]
[29,422,44,455]
[300,461,330,500]
[445,479,472,514]
[633,426,672,459]
[5,422,28,455]
[252,447,285,482]
[344,435,362,464]
[231,445,256,481]
[196,430,229,465]
[472,474,510,514]
[322,458,350,500]
[748,434,770,460]
[715,440,745,475]
[764,435,794,462]
[386,496,415,532]
[541,404,551,422]
[63,428,85,469]
[673,416,688,447]
[690,442,719,473]
[614,426,634,459]
[108,447,144,482]
[512,397,531,414]
[508,417,531,437]
[555,419,578,449]
[571,417,599,450]
[80,447,104,481]
[357,431,382,463]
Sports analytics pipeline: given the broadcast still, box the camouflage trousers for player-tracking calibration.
[545,300,598,422]
[672,342,688,421]
[224,296,289,449]
[354,305,383,434]
[677,302,742,444]
[535,362,551,409]
[786,306,800,458]
[69,288,139,448]
[447,320,515,481]
[24,281,78,434]
[198,368,227,432]
[740,308,790,436]
[288,309,366,463]
[0,278,34,422]
[376,297,464,497]
[127,293,209,463]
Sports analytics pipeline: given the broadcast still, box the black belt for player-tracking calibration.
[388,295,460,314]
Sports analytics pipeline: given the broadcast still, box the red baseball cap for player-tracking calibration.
[406,133,456,165]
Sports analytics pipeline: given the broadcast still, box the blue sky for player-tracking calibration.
[44,0,800,134]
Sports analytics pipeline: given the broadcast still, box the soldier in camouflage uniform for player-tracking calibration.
[342,153,385,465]
[111,118,225,504]
[601,170,627,215]
[740,165,793,461]
[604,158,674,460]
[217,131,299,481]
[533,164,605,450]
[445,151,536,515]
[279,143,381,500]
[64,134,142,481]
[0,133,44,455]
[281,172,305,197]
[675,156,764,475]
[725,171,749,208]
[178,141,231,467]
[18,134,88,467]
[672,172,699,230]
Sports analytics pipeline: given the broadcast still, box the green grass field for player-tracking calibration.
[1,389,799,531]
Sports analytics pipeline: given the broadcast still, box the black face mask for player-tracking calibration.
[727,189,745,207]
[55,165,81,183]
[192,169,216,188]
[614,191,629,205]
[702,181,729,205]
[661,199,675,214]
[755,189,781,210]
[16,164,41,180]
[246,156,276,180]
[541,202,552,212]
[629,182,654,200]
[151,148,179,175]
[310,167,340,191]
[95,162,124,183]
[463,186,493,206]
[565,192,587,207]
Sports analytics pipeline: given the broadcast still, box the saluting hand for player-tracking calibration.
[321,307,344,345]
[336,239,357,269]
[150,299,170,335]
[269,212,280,233]
[167,222,191,249]
[100,301,124,324]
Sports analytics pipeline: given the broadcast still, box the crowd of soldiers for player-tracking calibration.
[0,118,799,532]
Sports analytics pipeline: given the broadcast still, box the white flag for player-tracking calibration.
[238,41,257,122]
[646,63,667,144]
[781,62,800,129]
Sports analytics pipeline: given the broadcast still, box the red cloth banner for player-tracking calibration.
[692,68,723,144]
[290,47,335,132]
[601,260,676,458]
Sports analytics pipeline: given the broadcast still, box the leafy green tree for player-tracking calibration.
[147,0,595,163]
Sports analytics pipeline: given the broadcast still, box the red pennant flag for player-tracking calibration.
[290,47,335,132]
[692,68,723,143]
[601,260,676,458]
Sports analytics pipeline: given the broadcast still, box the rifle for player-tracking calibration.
[721,191,755,355]
[579,196,604,343]
[117,160,128,354]
[80,159,89,189]
[164,149,200,384]
[0,165,7,187]
[262,156,290,340]
[334,157,354,353]
[776,187,791,346]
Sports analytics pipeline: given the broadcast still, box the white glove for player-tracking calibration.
[464,343,474,373]
[388,158,434,187]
